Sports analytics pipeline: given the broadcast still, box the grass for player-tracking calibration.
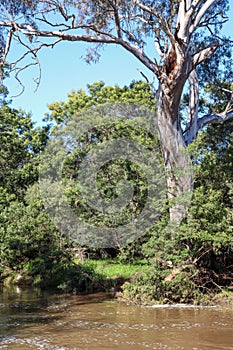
[80,259,151,280]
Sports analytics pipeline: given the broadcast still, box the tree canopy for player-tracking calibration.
[0,105,49,198]
[46,80,156,123]
[1,0,232,135]
[0,81,232,301]
[0,102,106,291]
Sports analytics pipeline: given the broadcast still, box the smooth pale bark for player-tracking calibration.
[184,70,199,144]
[156,87,193,223]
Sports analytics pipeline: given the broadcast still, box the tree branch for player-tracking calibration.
[192,44,219,68]
[177,0,191,42]
[176,0,201,44]
[108,0,122,39]
[2,28,14,64]
[137,68,157,97]
[1,18,159,80]
[118,38,158,74]
[134,0,176,47]
[189,0,215,34]
[197,110,233,130]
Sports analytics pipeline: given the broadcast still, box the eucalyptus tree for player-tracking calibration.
[1,0,233,221]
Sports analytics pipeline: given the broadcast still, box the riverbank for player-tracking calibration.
[89,259,233,307]
[1,258,233,307]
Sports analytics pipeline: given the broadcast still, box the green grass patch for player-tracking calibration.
[80,259,151,280]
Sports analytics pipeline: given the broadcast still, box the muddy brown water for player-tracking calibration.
[0,286,232,350]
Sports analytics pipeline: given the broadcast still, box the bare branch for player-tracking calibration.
[57,4,70,21]
[224,91,233,113]
[133,0,161,19]
[191,0,204,8]
[192,44,219,68]
[215,87,233,94]
[189,0,215,34]
[12,59,40,97]
[108,0,122,39]
[197,110,233,130]
[120,27,140,46]
[37,16,72,29]
[2,28,14,63]
[118,38,158,74]
[188,69,199,124]
[137,68,157,97]
[176,0,202,42]
[0,21,13,29]
[154,37,165,57]
[1,16,159,81]
[184,81,233,139]
[14,26,117,43]
[6,30,62,94]
[199,11,228,27]
[177,0,192,41]
[134,0,176,47]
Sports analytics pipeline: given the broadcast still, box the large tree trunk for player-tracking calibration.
[156,86,193,225]
[1,0,232,231]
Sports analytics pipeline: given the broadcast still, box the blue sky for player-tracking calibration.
[5,5,233,125]
[6,42,154,124]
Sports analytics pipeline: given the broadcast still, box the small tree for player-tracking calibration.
[1,0,233,221]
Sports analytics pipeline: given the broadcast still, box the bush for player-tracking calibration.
[120,263,206,305]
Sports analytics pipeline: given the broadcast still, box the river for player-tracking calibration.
[0,286,232,349]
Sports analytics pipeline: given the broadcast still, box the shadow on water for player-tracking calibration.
[0,286,62,338]
[0,285,233,350]
[0,285,113,349]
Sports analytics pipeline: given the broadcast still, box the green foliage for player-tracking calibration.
[44,80,233,302]
[46,81,156,124]
[0,105,49,199]
[27,255,105,292]
[121,264,203,305]
[0,103,105,292]
[0,105,52,280]
[175,120,233,273]
[42,81,162,250]
[0,184,106,292]
[204,81,233,113]
[0,186,61,271]
[61,118,162,238]
[120,118,233,304]
[143,120,233,264]
[1,80,232,304]
[82,259,150,280]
